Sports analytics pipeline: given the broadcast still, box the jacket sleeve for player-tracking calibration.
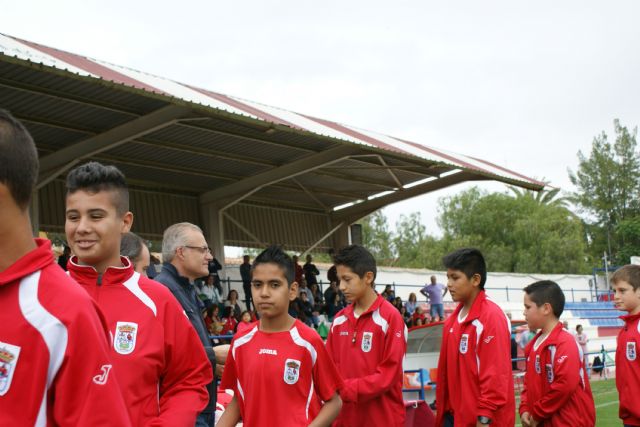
[339,310,406,403]
[531,339,582,420]
[476,311,513,419]
[52,300,132,426]
[150,295,213,427]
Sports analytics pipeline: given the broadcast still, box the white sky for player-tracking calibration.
[2,0,640,239]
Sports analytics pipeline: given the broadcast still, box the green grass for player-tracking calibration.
[515,378,620,427]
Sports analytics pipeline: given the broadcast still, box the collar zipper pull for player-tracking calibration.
[352,331,357,344]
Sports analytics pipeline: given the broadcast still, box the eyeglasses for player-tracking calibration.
[182,245,212,255]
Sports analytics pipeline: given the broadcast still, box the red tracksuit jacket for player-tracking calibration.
[519,322,595,426]
[326,294,407,427]
[68,256,212,426]
[617,312,640,426]
[436,291,515,427]
[0,239,130,426]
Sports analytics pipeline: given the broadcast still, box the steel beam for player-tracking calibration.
[37,105,192,187]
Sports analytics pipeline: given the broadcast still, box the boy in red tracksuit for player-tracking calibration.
[326,245,407,427]
[0,110,131,426]
[218,246,342,427]
[65,162,212,426]
[611,265,640,427]
[519,281,595,427]
[436,248,515,427]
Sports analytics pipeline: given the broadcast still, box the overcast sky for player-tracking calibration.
[2,1,639,237]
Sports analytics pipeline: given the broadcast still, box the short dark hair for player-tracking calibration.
[120,232,145,262]
[442,248,487,290]
[333,245,377,283]
[0,109,39,210]
[611,265,640,291]
[252,245,295,285]
[523,280,565,318]
[65,161,129,214]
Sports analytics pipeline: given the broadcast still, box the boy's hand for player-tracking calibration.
[521,412,532,427]
[476,422,489,427]
[530,417,540,427]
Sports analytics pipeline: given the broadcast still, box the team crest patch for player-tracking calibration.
[627,341,637,361]
[459,334,469,354]
[114,322,138,355]
[545,363,554,383]
[284,359,301,385]
[361,332,373,353]
[535,354,541,373]
[0,342,20,396]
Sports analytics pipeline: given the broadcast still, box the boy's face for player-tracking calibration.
[446,268,480,303]
[65,189,132,273]
[251,262,298,319]
[523,293,547,331]
[613,280,640,314]
[337,265,374,303]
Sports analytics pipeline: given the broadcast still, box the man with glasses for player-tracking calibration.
[155,222,228,427]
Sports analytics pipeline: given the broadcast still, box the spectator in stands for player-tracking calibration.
[381,284,395,302]
[309,282,324,312]
[240,255,252,311]
[204,305,223,335]
[236,310,253,334]
[405,292,418,316]
[412,305,428,326]
[299,277,315,306]
[327,263,338,286]
[326,289,346,322]
[420,275,448,322]
[324,280,339,307]
[392,296,404,312]
[120,232,150,276]
[208,252,223,294]
[303,254,320,286]
[225,289,242,321]
[57,244,71,271]
[575,324,589,375]
[299,291,317,327]
[518,326,535,350]
[611,264,640,427]
[292,255,304,285]
[400,305,412,327]
[199,274,223,309]
[519,280,595,427]
[507,313,519,371]
[220,306,238,336]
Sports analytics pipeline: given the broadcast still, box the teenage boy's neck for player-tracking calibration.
[461,288,482,313]
[540,318,560,335]
[0,209,37,272]
[354,287,378,315]
[259,313,295,333]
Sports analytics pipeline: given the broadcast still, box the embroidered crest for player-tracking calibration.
[362,332,373,352]
[114,322,138,355]
[535,354,541,373]
[627,341,637,361]
[0,342,20,396]
[283,359,301,385]
[459,334,469,354]
[545,363,554,383]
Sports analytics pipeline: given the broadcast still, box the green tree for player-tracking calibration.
[437,187,589,273]
[360,210,394,264]
[568,119,640,264]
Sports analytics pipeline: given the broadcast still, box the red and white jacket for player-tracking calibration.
[616,312,640,426]
[0,239,131,426]
[520,322,595,426]
[435,291,515,427]
[326,294,407,427]
[68,256,212,427]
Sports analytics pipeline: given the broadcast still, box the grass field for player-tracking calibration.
[515,377,620,427]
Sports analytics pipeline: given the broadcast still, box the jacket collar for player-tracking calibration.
[451,290,487,323]
[68,255,133,286]
[620,311,640,323]
[160,262,192,288]
[0,238,54,286]
[344,293,384,318]
[532,321,565,348]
